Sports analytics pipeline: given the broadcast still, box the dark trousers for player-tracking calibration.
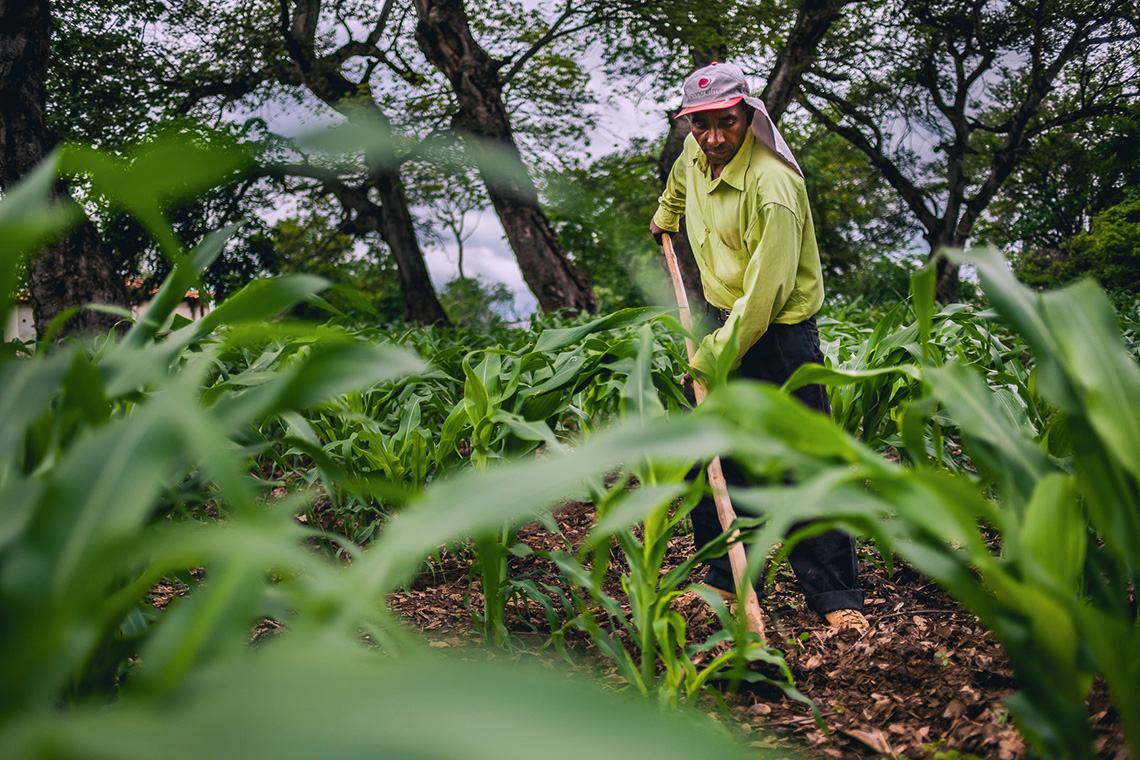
[692,315,864,616]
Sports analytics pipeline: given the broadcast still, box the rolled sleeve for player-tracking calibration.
[652,154,688,232]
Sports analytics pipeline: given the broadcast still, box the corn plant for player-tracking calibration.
[0,142,770,760]
[309,308,685,483]
[17,123,1138,760]
[510,325,805,709]
[1111,289,1140,359]
[295,306,690,644]
[811,272,1032,463]
[714,250,1139,759]
[544,459,806,710]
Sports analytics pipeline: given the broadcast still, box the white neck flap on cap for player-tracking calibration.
[742,95,802,178]
[681,62,803,178]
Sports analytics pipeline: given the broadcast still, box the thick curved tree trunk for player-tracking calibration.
[412,0,596,314]
[922,221,965,303]
[360,113,450,325]
[27,218,130,335]
[927,227,964,303]
[934,254,960,303]
[0,0,51,190]
[762,0,858,122]
[0,0,127,338]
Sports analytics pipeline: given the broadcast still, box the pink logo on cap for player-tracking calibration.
[698,78,710,88]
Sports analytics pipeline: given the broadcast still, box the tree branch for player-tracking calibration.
[370,0,397,46]
[255,161,384,234]
[799,85,941,235]
[499,1,585,85]
[327,0,423,85]
[278,0,311,74]
[175,66,285,113]
[761,0,859,121]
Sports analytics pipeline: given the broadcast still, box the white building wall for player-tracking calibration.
[4,296,210,342]
[4,304,36,343]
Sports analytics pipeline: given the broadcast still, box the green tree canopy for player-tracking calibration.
[797,0,1139,301]
[978,105,1140,290]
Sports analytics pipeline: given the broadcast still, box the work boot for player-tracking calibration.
[825,608,869,630]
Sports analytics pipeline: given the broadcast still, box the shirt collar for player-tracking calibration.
[718,128,754,191]
[690,128,755,191]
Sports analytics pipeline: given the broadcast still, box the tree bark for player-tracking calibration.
[262,163,448,326]
[0,0,127,338]
[0,0,50,190]
[412,0,596,314]
[281,0,449,325]
[934,253,960,304]
[374,161,449,324]
[359,116,450,325]
[26,218,130,335]
[762,0,859,122]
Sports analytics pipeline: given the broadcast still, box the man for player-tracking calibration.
[650,62,867,630]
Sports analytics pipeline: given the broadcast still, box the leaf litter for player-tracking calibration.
[385,500,1128,759]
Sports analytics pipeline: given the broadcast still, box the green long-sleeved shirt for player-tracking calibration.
[652,127,824,377]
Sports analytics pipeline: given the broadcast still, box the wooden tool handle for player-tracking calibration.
[661,234,766,641]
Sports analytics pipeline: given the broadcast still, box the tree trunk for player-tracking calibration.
[762,0,858,122]
[281,0,449,326]
[934,253,960,303]
[0,0,51,190]
[412,0,596,314]
[26,218,131,335]
[0,0,127,338]
[373,165,449,324]
[361,113,450,325]
[926,224,965,303]
[924,223,963,303]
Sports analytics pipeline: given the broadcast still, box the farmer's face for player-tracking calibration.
[688,103,749,170]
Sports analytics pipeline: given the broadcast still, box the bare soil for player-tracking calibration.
[386,500,1128,760]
